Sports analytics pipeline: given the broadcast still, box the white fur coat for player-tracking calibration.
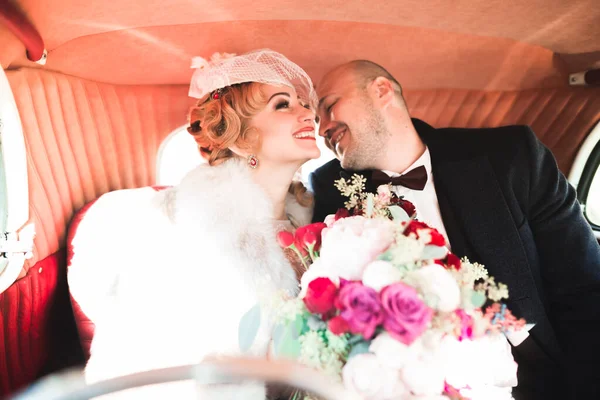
[70,159,312,398]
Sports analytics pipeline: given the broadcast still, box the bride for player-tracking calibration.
[73,49,321,398]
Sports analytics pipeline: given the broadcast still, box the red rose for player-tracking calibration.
[405,220,446,247]
[303,230,317,247]
[445,253,461,270]
[334,208,350,221]
[276,231,295,248]
[295,222,327,253]
[405,220,430,235]
[328,316,350,335]
[391,195,416,217]
[399,199,416,218]
[428,229,446,247]
[303,277,338,314]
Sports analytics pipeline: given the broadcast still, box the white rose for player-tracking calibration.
[398,332,448,396]
[342,353,407,400]
[400,357,445,396]
[362,261,403,292]
[459,385,514,400]
[444,334,518,390]
[319,216,395,280]
[409,264,460,312]
[299,258,339,298]
[369,332,413,369]
[404,395,448,400]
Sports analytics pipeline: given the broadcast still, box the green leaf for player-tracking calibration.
[388,205,410,223]
[348,340,371,359]
[471,290,487,308]
[420,245,448,261]
[378,250,394,262]
[272,316,304,359]
[238,303,261,353]
[366,195,374,217]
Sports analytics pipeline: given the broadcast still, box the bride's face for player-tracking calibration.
[250,84,320,166]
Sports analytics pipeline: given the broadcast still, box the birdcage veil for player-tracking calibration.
[188,49,318,110]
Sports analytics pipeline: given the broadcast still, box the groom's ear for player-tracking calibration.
[368,77,396,109]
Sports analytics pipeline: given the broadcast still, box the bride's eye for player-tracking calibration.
[275,100,290,110]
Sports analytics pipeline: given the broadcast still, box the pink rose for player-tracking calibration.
[380,283,433,345]
[456,309,475,341]
[335,281,384,340]
[377,185,392,204]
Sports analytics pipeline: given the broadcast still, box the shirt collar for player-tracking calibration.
[382,147,432,178]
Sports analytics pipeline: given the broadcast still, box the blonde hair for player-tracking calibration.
[187,82,312,207]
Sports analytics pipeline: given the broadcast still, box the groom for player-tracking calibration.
[310,60,600,399]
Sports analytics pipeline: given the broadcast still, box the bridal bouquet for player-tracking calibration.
[271,174,526,400]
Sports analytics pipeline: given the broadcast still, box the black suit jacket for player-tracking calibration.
[310,119,600,399]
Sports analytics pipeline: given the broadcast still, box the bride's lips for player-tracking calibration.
[293,126,316,140]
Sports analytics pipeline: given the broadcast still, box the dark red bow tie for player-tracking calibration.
[371,165,428,191]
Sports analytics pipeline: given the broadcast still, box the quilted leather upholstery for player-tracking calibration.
[6,68,192,274]
[1,69,190,397]
[404,87,600,174]
[0,252,62,395]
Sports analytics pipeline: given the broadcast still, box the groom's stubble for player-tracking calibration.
[341,95,390,171]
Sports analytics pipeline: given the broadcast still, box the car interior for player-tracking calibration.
[1,0,599,397]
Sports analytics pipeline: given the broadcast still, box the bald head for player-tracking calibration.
[321,60,403,100]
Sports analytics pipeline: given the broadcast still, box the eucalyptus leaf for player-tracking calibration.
[348,341,371,359]
[378,250,394,262]
[366,195,374,217]
[471,290,487,308]
[238,303,261,353]
[388,205,410,223]
[272,316,303,359]
[420,245,448,261]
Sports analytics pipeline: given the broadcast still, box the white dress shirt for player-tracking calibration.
[382,147,451,249]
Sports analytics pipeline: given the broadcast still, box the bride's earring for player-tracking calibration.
[247,154,259,169]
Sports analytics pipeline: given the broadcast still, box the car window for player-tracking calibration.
[0,67,32,293]
[569,120,600,236]
[156,125,336,187]
[156,126,204,186]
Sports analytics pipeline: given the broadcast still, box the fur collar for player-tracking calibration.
[163,158,313,230]
[155,158,313,298]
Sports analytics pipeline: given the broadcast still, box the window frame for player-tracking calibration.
[0,66,32,294]
[568,120,600,238]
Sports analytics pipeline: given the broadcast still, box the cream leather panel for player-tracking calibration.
[7,69,192,272]
[405,87,600,173]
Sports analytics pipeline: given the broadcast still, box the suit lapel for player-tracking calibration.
[434,183,475,260]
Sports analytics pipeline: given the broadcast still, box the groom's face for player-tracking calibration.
[317,69,388,170]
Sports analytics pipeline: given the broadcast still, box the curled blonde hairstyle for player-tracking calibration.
[187,83,312,207]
